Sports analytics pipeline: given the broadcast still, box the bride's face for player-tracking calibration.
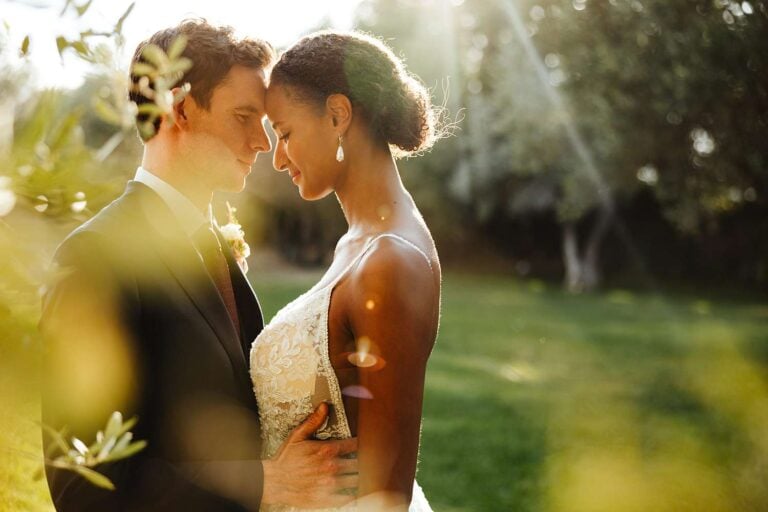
[265,83,340,201]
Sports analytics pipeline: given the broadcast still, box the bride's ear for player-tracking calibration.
[326,94,352,134]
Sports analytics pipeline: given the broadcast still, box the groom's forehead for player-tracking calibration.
[223,66,266,88]
[213,68,265,102]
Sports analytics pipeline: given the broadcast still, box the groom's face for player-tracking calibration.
[181,65,271,193]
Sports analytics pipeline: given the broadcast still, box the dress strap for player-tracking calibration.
[327,233,433,289]
[374,233,433,271]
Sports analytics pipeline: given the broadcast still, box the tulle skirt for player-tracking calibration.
[408,481,432,512]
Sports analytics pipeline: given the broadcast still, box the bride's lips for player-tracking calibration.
[289,170,301,183]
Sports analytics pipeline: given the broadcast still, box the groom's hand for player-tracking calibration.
[261,402,359,509]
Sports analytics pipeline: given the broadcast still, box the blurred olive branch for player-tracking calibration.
[3,0,191,218]
[128,37,192,140]
[9,412,148,491]
[1,0,183,496]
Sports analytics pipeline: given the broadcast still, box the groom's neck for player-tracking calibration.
[141,149,212,214]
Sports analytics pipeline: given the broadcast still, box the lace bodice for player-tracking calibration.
[249,234,433,512]
[250,274,350,458]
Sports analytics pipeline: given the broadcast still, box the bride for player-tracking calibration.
[250,30,442,511]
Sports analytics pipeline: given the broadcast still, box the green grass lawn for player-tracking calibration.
[433,276,767,512]
[3,272,766,511]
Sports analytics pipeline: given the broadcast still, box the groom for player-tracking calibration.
[41,20,356,511]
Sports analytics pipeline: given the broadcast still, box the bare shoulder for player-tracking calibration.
[352,235,437,293]
[340,234,440,344]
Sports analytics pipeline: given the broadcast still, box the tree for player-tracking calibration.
[423,0,768,290]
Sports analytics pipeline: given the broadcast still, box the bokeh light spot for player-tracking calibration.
[342,385,374,399]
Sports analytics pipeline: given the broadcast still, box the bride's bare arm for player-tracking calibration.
[343,238,438,509]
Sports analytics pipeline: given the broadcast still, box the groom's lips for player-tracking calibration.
[238,159,253,172]
[289,170,301,183]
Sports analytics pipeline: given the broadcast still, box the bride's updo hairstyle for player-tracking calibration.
[269,30,440,157]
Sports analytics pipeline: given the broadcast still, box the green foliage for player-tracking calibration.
[356,0,767,230]
[0,27,26,98]
[7,90,117,218]
[458,0,766,231]
[20,35,30,56]
[0,1,181,502]
[1,0,189,217]
[39,412,147,491]
[532,0,768,232]
[352,0,768,288]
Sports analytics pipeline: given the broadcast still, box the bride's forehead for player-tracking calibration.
[264,85,296,115]
[265,86,324,119]
[265,82,289,102]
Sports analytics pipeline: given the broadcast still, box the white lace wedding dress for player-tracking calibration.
[250,233,432,511]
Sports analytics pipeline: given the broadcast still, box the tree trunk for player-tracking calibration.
[563,222,583,293]
[581,205,613,291]
[562,206,614,293]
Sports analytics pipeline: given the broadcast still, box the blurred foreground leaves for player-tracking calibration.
[0,2,191,507]
[39,412,146,491]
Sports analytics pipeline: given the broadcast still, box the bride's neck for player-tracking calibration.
[334,146,408,236]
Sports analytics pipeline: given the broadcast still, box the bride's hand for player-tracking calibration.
[262,403,359,508]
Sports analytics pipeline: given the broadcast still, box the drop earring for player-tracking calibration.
[336,135,345,162]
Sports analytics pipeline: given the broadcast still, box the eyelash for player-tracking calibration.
[236,114,249,123]
[279,133,290,142]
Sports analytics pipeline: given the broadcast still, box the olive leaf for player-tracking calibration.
[20,35,30,56]
[74,0,93,17]
[40,412,147,491]
[140,44,168,68]
[114,2,135,35]
[167,34,188,60]
[73,466,115,491]
[55,36,68,58]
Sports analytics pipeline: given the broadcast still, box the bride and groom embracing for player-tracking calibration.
[41,18,442,512]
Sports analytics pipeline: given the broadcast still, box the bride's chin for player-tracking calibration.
[297,187,330,202]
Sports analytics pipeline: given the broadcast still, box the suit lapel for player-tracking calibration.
[129,182,248,376]
[214,228,264,358]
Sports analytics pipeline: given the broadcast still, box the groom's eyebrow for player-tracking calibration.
[233,105,262,114]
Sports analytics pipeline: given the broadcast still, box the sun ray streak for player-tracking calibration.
[499,0,614,211]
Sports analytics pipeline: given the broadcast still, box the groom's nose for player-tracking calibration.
[250,121,271,154]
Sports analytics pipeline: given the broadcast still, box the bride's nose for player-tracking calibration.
[272,139,289,172]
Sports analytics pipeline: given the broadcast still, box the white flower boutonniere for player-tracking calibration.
[219,201,251,273]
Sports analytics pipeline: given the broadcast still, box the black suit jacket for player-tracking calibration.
[41,181,266,511]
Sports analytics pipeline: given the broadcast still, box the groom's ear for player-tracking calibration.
[326,94,352,134]
[168,87,190,131]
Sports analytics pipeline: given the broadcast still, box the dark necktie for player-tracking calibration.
[193,225,240,336]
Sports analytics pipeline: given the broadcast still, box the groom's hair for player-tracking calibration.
[129,18,275,141]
